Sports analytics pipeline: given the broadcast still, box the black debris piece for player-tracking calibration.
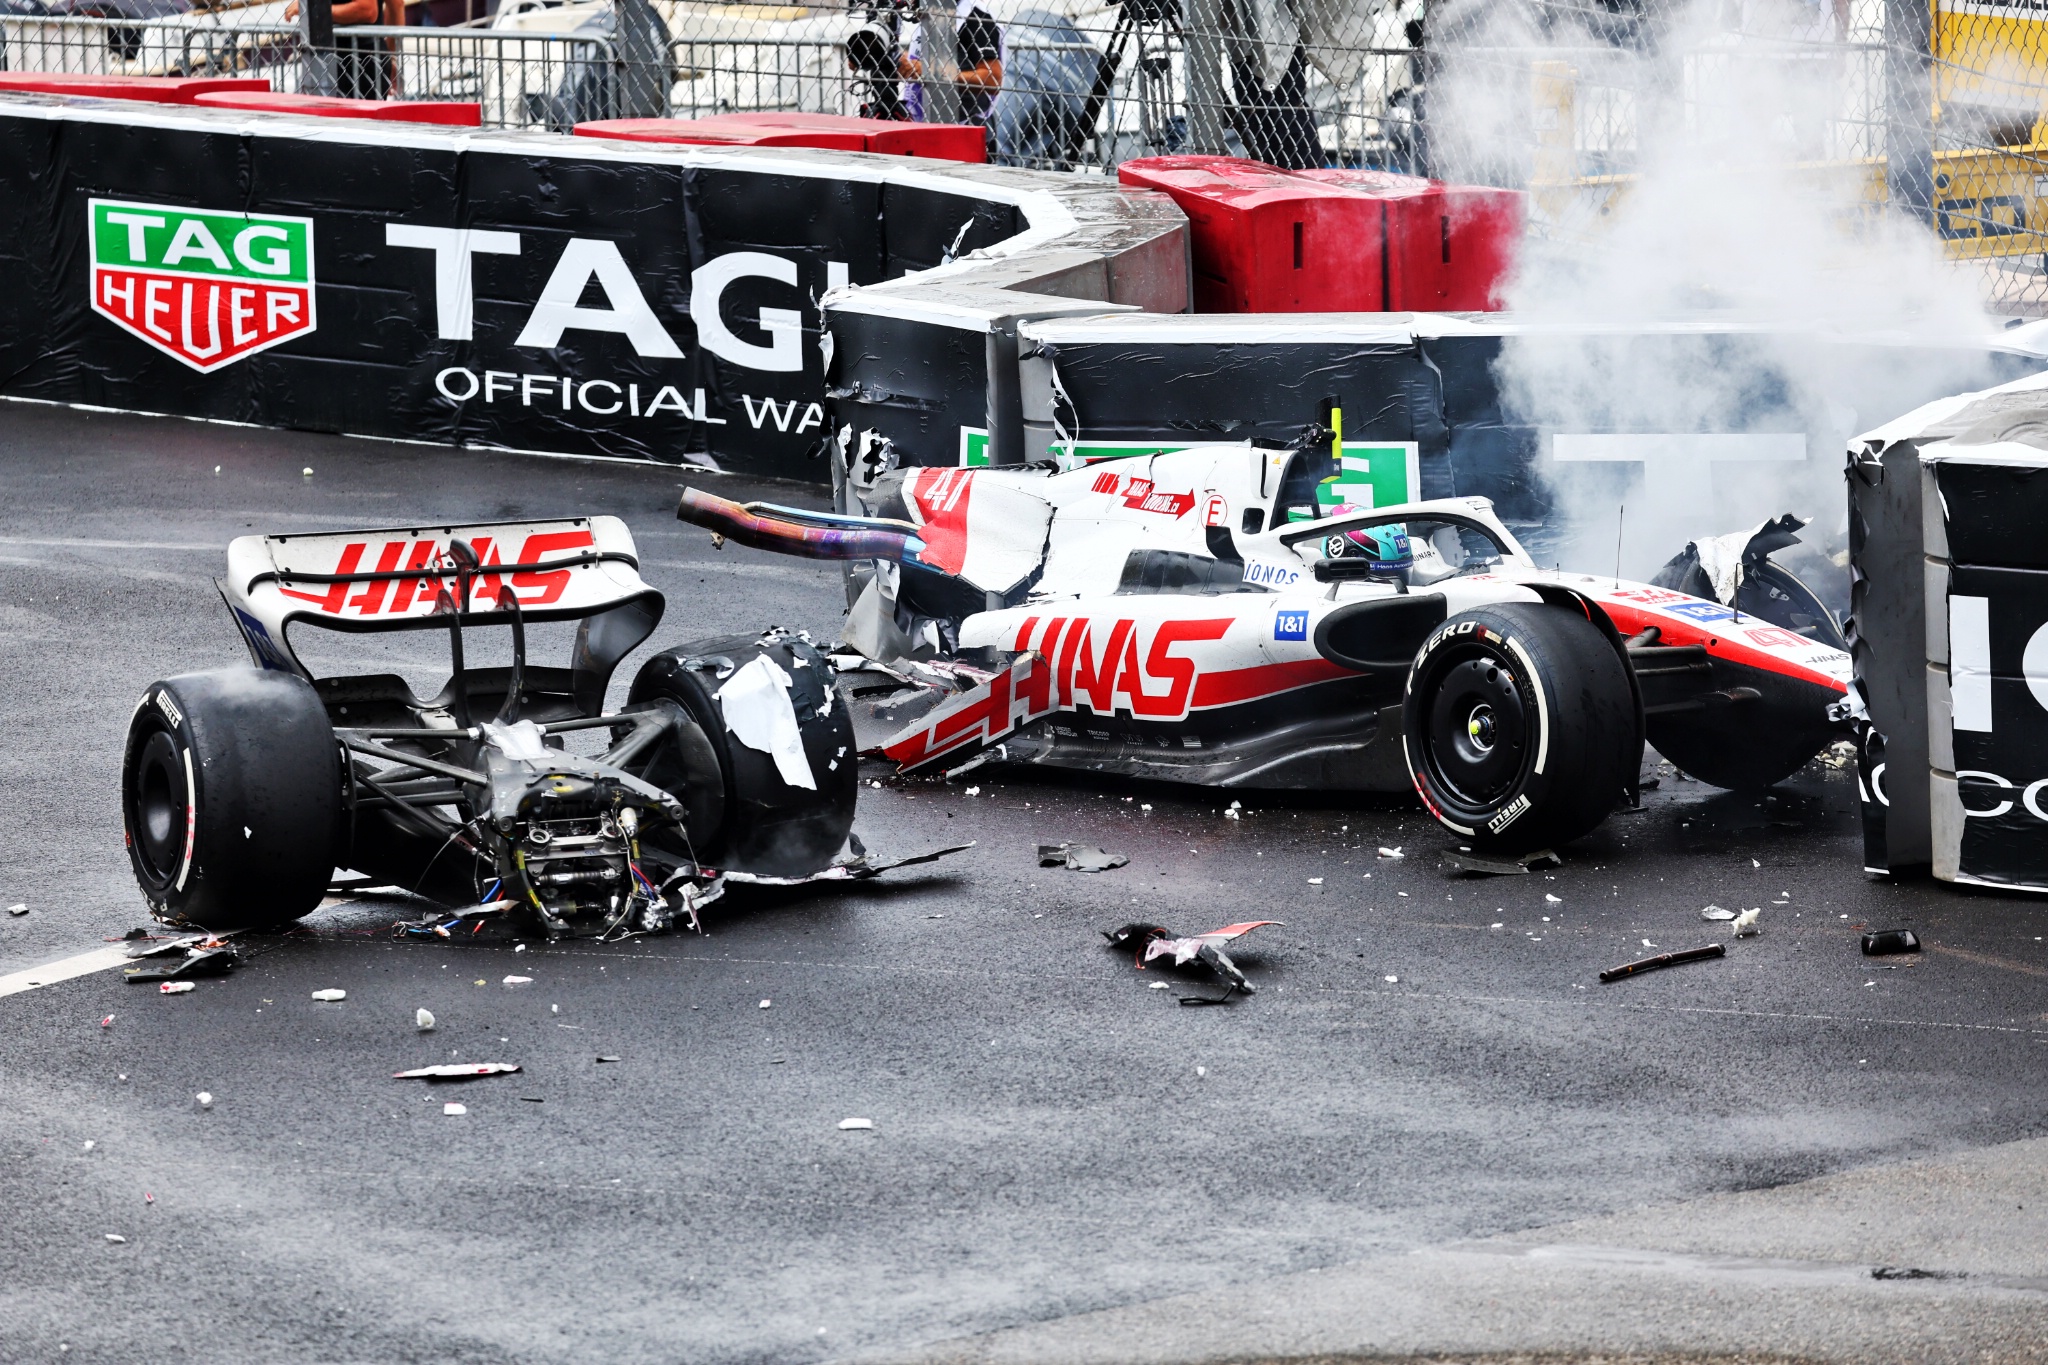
[124,934,204,961]
[1598,943,1726,983]
[1180,942,1255,1006]
[1445,848,1562,877]
[1872,1266,1963,1281]
[1861,929,1921,956]
[1102,919,1280,1004]
[120,927,149,941]
[124,943,240,983]
[596,1056,622,1063]
[715,842,975,886]
[1040,843,1128,872]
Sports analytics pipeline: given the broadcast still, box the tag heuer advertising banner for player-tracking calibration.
[0,104,1031,479]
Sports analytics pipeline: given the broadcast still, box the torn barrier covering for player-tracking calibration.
[1847,371,2048,890]
[0,96,1071,480]
[1847,426,1932,873]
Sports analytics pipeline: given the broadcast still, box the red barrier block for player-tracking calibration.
[0,74,270,104]
[574,112,987,161]
[736,113,987,162]
[189,92,482,126]
[1117,155,1385,313]
[575,117,869,152]
[1297,169,1523,311]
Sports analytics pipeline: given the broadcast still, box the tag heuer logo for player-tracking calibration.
[89,198,316,372]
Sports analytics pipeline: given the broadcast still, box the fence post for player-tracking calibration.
[300,0,337,96]
[1885,0,1933,223]
[919,9,963,124]
[1183,0,1226,154]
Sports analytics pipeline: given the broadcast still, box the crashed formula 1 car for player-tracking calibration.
[678,443,1852,853]
[120,516,894,936]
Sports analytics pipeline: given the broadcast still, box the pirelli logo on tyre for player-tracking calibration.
[1486,792,1531,834]
[89,198,316,372]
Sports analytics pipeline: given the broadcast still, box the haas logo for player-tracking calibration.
[278,529,596,617]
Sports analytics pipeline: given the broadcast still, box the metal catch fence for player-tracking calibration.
[7,0,2048,305]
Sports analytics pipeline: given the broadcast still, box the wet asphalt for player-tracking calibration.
[1,403,2045,1364]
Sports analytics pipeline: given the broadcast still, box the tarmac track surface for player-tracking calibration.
[0,405,2045,1364]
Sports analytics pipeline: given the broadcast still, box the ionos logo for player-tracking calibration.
[90,198,316,371]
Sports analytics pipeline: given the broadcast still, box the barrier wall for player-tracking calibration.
[1848,372,2048,890]
[6,89,2043,531]
[0,93,1184,480]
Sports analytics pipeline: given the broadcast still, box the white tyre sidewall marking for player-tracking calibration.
[1502,634,1549,778]
[1401,734,1474,836]
[175,744,197,892]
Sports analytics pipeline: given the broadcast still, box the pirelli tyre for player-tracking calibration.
[1402,603,1639,853]
[122,669,341,930]
[628,633,857,877]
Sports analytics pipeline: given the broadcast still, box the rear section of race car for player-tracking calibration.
[120,517,861,937]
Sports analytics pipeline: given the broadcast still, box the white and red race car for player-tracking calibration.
[678,444,1850,853]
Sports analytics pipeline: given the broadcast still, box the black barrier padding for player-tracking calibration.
[1018,334,1545,512]
[1428,335,1542,522]
[1846,437,1930,870]
[880,188,1020,277]
[1955,766,2048,886]
[1445,424,1544,520]
[1946,564,2048,676]
[0,117,62,392]
[0,105,1047,480]
[1044,340,1432,445]
[1943,563,2048,883]
[687,169,886,282]
[1934,462,2048,569]
[831,309,989,463]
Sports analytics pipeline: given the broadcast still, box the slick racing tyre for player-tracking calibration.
[629,633,857,877]
[122,668,341,930]
[1403,603,1639,853]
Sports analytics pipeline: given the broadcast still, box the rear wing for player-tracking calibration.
[220,516,661,683]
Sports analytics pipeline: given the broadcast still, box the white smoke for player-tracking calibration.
[1430,0,2011,580]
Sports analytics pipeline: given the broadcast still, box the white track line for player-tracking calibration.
[0,946,137,999]
[0,536,216,551]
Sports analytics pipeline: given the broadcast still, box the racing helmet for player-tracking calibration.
[1326,518,1412,571]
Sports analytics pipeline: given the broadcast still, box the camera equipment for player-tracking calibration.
[1079,0,1182,157]
[845,0,913,119]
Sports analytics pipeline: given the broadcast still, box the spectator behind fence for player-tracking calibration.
[284,0,399,99]
[988,9,1099,168]
[899,0,1004,125]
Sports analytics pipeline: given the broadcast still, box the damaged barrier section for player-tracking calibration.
[3,87,2039,508]
[0,92,1183,480]
[1847,371,2048,891]
[983,315,2048,528]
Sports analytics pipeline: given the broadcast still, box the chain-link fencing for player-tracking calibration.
[6,0,2048,306]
